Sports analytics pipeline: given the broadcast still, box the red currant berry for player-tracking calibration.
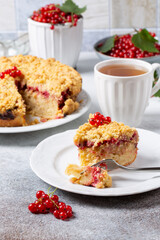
[36,190,45,199]
[9,71,16,78]
[67,15,72,22]
[51,195,59,202]
[94,112,101,119]
[45,199,53,209]
[50,25,55,30]
[59,204,67,212]
[59,211,67,220]
[53,210,60,219]
[15,70,21,76]
[66,209,73,218]
[89,118,96,125]
[96,120,103,126]
[28,203,38,213]
[41,193,49,201]
[37,203,46,213]
[54,14,59,19]
[5,69,12,74]
[42,18,47,23]
[55,7,61,13]
[58,202,66,207]
[66,205,72,211]
[50,205,57,213]
[61,12,66,17]
[12,66,17,71]
[34,199,40,205]
[105,116,111,123]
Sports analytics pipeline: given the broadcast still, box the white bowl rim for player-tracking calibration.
[28,17,83,29]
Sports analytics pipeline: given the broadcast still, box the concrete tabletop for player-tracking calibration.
[0,52,160,240]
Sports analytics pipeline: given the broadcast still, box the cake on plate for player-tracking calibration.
[0,55,82,127]
[65,164,112,188]
[74,112,139,167]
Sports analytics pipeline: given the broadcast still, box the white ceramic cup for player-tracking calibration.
[94,59,160,127]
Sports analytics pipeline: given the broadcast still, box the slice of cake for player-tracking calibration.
[0,75,26,127]
[74,112,139,166]
[65,164,112,188]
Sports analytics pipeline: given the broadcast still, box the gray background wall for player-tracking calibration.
[0,0,160,51]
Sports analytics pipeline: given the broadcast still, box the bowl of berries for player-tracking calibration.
[94,29,160,64]
[28,0,86,67]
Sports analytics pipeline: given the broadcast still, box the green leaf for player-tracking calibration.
[59,0,87,14]
[153,70,160,97]
[154,89,160,97]
[97,36,115,53]
[132,29,159,53]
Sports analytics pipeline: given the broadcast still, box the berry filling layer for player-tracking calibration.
[15,81,72,110]
[76,132,138,149]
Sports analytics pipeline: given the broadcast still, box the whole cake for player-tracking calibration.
[0,55,82,127]
[74,112,139,167]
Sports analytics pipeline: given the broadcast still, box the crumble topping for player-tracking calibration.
[62,99,79,115]
[9,55,82,98]
[74,113,138,147]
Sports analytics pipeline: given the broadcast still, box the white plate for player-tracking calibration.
[0,90,91,133]
[30,129,160,196]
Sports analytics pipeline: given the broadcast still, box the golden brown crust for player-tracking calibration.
[0,76,26,116]
[0,116,26,127]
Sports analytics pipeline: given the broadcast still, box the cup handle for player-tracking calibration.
[151,63,160,96]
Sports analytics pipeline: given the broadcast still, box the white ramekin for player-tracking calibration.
[28,18,83,67]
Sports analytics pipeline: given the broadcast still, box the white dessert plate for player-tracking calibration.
[30,128,160,196]
[0,90,91,133]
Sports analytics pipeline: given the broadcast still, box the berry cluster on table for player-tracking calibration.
[28,188,73,221]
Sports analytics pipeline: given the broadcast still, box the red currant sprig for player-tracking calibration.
[0,66,22,79]
[89,112,111,127]
[28,187,73,221]
[31,3,80,30]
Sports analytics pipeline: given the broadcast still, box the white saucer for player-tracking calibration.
[30,128,160,196]
[0,90,91,133]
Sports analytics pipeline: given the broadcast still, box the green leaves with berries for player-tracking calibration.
[132,29,159,53]
[58,0,87,15]
[98,29,159,53]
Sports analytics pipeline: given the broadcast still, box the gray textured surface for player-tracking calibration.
[1,52,160,240]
